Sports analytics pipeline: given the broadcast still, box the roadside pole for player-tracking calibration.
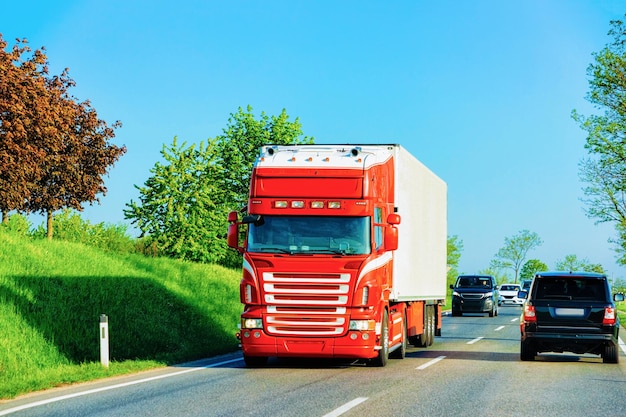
[100,314,109,368]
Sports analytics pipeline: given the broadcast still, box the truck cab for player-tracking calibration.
[227,144,447,366]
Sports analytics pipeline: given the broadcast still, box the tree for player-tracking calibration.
[490,230,543,283]
[214,105,314,213]
[477,267,509,285]
[519,259,548,281]
[554,254,605,273]
[446,235,463,287]
[0,36,48,222]
[572,17,626,264]
[125,138,227,263]
[0,35,125,237]
[125,106,313,266]
[213,106,314,268]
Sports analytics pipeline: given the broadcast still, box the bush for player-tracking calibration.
[0,213,32,236]
[31,209,136,254]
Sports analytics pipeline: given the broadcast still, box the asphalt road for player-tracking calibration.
[2,307,625,417]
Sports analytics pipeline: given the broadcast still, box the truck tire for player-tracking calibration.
[427,306,435,346]
[418,306,434,347]
[372,310,389,367]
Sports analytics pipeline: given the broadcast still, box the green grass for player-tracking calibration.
[0,229,242,399]
[617,302,626,326]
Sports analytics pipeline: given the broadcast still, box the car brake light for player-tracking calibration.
[603,307,616,325]
[523,305,536,322]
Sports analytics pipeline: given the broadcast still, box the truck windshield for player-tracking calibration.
[247,216,371,255]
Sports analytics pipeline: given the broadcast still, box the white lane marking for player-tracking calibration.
[416,355,446,370]
[494,326,505,331]
[619,335,626,355]
[467,337,484,345]
[510,318,519,322]
[0,357,242,416]
[322,397,368,417]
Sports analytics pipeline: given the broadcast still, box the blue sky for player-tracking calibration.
[2,0,626,279]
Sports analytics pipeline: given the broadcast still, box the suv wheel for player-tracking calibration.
[520,340,536,361]
[602,344,619,364]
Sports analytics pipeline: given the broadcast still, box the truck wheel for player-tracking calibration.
[602,344,619,364]
[243,355,268,367]
[520,340,536,361]
[390,314,407,359]
[418,306,435,347]
[373,310,389,367]
[427,306,435,346]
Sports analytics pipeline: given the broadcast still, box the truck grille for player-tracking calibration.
[262,272,351,336]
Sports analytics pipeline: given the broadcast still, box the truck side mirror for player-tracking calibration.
[227,211,243,252]
[385,225,398,251]
[387,213,401,225]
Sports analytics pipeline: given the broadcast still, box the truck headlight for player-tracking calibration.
[349,320,376,331]
[241,318,263,329]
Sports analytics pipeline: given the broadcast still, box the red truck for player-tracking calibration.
[227,144,447,366]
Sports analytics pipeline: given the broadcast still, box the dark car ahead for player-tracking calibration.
[519,271,625,363]
[450,275,499,317]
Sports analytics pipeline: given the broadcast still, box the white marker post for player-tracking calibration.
[100,314,109,368]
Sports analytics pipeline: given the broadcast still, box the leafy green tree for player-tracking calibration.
[125,138,227,263]
[214,105,314,213]
[572,17,626,264]
[125,107,313,266]
[490,230,543,283]
[520,259,548,280]
[213,106,314,268]
[477,267,509,285]
[554,254,605,273]
[446,235,463,287]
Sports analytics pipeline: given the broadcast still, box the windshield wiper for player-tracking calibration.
[255,247,292,254]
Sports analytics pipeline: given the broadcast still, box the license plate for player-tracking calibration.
[554,308,585,317]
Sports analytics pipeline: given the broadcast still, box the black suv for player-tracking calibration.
[450,275,499,317]
[519,271,625,363]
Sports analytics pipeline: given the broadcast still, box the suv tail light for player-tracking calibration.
[603,307,616,325]
[523,305,536,323]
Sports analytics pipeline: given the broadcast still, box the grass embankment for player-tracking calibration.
[0,229,242,400]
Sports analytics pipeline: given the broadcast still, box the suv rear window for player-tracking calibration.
[533,277,607,301]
